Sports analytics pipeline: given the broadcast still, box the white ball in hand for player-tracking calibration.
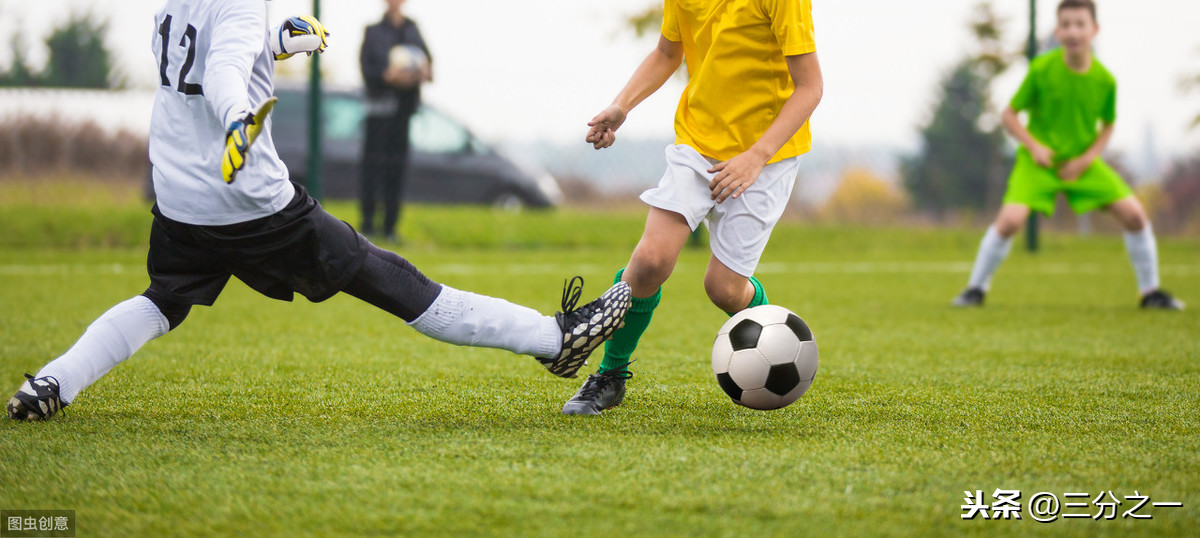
[388,45,428,73]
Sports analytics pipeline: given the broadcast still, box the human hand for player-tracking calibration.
[585,105,627,150]
[708,150,768,202]
[384,65,422,88]
[270,16,330,61]
[1028,142,1055,169]
[222,97,277,184]
[1057,156,1092,182]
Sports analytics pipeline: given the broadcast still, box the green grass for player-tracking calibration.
[1,200,1198,536]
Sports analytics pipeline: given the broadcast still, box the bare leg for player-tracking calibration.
[703,257,753,313]
[623,207,694,298]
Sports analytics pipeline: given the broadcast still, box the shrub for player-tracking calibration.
[819,168,911,225]
[0,114,148,180]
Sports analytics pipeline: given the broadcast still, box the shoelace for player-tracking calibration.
[560,276,584,313]
[23,373,60,397]
[578,363,635,399]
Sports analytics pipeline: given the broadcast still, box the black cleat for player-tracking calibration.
[7,374,66,421]
[561,369,632,416]
[536,277,631,378]
[1140,289,1185,310]
[952,288,985,307]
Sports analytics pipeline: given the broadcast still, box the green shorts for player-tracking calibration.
[1002,147,1133,216]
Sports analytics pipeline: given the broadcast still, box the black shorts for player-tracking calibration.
[147,186,368,306]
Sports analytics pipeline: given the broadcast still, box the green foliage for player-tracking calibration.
[626,5,664,38]
[621,4,688,79]
[0,14,119,88]
[0,36,39,87]
[41,15,117,88]
[903,2,1014,215]
[969,1,1013,77]
[1,225,1197,535]
[903,59,1012,215]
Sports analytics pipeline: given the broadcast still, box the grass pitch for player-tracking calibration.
[1,199,1197,536]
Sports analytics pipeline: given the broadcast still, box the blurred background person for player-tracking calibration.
[359,0,432,241]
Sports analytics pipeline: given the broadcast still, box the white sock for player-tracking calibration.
[1124,224,1160,294]
[967,226,1014,291]
[409,285,562,357]
[37,295,169,403]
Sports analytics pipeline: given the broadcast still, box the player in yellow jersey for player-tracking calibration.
[561,0,823,415]
[952,0,1184,310]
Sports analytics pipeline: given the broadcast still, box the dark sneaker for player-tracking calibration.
[562,369,632,416]
[1140,289,1185,310]
[952,288,985,307]
[536,277,631,378]
[7,374,66,421]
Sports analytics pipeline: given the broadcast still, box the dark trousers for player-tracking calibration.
[360,114,412,236]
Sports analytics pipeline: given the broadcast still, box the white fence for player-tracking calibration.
[0,88,156,134]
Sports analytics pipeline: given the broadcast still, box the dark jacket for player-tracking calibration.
[359,16,431,118]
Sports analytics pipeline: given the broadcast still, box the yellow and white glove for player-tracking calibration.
[222,97,277,184]
[270,16,329,61]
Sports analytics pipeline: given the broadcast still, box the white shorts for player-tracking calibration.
[639,144,801,277]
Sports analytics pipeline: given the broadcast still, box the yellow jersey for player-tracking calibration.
[661,0,816,163]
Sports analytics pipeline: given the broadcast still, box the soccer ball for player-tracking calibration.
[388,44,428,73]
[711,305,818,410]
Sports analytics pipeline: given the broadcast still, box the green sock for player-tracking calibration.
[748,276,769,307]
[599,268,660,374]
[726,276,769,317]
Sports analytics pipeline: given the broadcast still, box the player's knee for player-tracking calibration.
[141,288,192,331]
[994,219,1022,238]
[1121,211,1148,232]
[628,249,674,289]
[703,275,748,313]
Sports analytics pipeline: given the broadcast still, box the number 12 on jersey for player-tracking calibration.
[157,15,203,96]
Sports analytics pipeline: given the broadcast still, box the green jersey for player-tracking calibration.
[1009,48,1117,161]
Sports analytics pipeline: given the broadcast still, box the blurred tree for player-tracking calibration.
[902,60,1011,215]
[0,14,119,88]
[41,15,118,88]
[626,5,663,38]
[0,36,39,86]
[622,5,689,81]
[902,2,1014,216]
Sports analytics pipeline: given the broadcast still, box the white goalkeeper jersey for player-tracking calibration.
[149,0,294,226]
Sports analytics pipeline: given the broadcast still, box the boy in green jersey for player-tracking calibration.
[953,0,1183,310]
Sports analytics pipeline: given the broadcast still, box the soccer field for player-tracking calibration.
[1,204,1197,536]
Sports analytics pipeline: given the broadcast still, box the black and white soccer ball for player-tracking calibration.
[711,305,818,410]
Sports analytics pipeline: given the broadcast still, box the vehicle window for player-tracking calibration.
[410,107,472,154]
[271,91,304,134]
[323,96,365,142]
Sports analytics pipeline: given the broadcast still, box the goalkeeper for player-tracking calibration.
[7,0,631,421]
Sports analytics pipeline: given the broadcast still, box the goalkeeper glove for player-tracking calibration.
[271,16,330,60]
[222,97,277,184]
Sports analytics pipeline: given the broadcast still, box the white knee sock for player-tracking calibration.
[409,285,562,357]
[1124,225,1160,294]
[37,295,169,404]
[967,226,1014,291]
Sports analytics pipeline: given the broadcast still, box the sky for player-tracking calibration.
[3,0,1199,163]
